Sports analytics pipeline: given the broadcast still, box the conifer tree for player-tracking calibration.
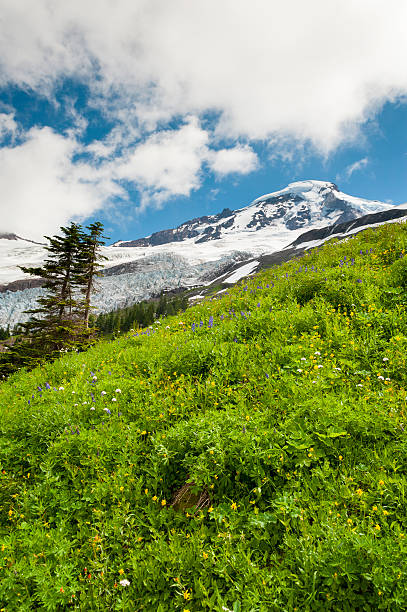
[12,222,106,367]
[77,222,108,328]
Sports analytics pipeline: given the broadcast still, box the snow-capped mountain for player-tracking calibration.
[114,180,391,248]
[0,180,397,328]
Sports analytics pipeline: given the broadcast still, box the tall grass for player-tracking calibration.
[1,222,407,610]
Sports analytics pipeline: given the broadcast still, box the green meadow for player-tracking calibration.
[1,221,407,611]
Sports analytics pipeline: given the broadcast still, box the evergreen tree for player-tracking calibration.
[77,222,108,328]
[12,222,104,368]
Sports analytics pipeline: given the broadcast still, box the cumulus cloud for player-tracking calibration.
[1,0,407,151]
[0,113,18,142]
[1,0,407,234]
[114,118,209,207]
[0,127,122,239]
[0,117,259,237]
[208,145,259,177]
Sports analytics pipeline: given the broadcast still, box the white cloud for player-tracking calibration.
[1,0,407,152]
[1,0,407,235]
[114,117,209,207]
[208,145,259,177]
[343,157,369,180]
[0,117,262,237]
[0,113,18,141]
[0,127,122,239]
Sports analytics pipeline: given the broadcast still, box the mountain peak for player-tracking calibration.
[252,180,339,204]
[116,180,392,249]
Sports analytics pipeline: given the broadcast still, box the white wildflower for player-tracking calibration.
[314,351,321,355]
[115,389,121,393]
[59,386,64,391]
[378,375,384,380]
[383,357,389,362]
[297,369,303,373]
[112,397,117,402]
[101,391,107,396]
[119,579,130,587]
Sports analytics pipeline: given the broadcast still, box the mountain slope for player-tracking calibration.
[115,180,391,248]
[0,181,396,327]
[1,220,407,609]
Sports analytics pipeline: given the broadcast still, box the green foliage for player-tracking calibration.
[1,221,407,610]
[9,222,107,372]
[93,292,188,336]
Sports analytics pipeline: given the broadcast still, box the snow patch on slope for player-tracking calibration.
[223,261,259,284]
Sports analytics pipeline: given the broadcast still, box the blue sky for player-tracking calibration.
[0,1,406,243]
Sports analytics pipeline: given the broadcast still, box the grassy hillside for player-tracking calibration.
[1,221,407,611]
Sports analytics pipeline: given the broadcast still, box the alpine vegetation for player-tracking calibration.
[9,222,106,371]
[1,221,407,610]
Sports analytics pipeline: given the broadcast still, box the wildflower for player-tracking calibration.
[101,391,107,396]
[115,388,121,393]
[45,382,51,389]
[314,351,321,355]
[118,569,124,575]
[379,479,385,486]
[112,397,117,402]
[231,501,237,510]
[119,579,130,587]
[383,357,389,362]
[356,488,363,496]
[375,524,381,531]
[161,499,167,506]
[103,408,111,415]
[377,375,384,380]
[90,406,95,411]
[152,495,157,501]
[59,386,64,391]
[297,369,303,373]
[300,357,307,361]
